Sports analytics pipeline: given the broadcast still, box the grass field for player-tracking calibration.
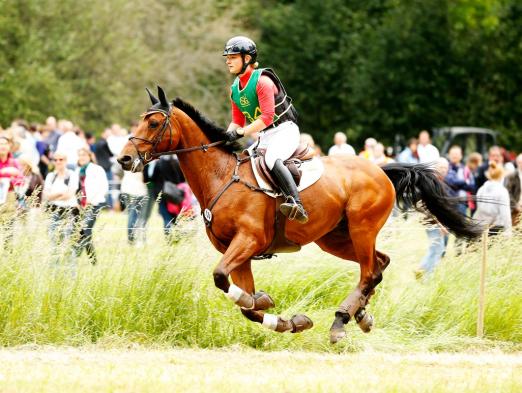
[0,209,520,391]
[0,347,520,393]
[0,210,520,351]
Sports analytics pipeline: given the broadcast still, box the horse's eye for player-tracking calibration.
[149,121,159,129]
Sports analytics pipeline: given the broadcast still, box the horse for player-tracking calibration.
[117,87,481,343]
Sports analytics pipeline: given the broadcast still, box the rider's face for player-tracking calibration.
[226,54,244,74]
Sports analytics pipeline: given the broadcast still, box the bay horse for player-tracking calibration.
[117,87,481,343]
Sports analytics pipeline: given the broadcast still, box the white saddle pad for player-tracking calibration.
[250,155,324,198]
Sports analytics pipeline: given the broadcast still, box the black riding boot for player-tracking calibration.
[271,159,309,224]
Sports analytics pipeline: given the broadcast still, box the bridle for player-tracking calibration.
[128,107,225,169]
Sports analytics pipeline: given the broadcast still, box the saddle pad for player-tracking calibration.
[250,155,324,198]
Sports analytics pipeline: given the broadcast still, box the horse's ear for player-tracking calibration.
[146,87,159,105]
[157,85,169,108]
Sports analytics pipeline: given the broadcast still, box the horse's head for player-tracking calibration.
[117,86,181,172]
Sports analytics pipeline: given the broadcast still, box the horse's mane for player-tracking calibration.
[172,97,240,152]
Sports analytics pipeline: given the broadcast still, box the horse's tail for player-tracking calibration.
[381,163,483,239]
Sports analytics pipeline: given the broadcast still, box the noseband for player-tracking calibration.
[128,108,225,167]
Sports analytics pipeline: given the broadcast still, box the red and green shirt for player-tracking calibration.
[230,68,278,127]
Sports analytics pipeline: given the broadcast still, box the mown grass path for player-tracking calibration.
[0,347,520,392]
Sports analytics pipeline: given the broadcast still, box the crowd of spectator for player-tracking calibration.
[0,117,196,273]
[1,118,520,277]
[304,129,521,279]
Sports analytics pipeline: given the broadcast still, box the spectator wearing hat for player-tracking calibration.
[473,161,512,236]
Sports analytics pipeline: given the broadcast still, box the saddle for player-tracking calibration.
[253,144,315,189]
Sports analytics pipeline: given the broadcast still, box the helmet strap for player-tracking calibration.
[237,53,251,76]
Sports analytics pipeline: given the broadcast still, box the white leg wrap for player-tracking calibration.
[262,313,279,331]
[225,284,243,303]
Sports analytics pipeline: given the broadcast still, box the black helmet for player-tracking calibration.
[223,36,257,63]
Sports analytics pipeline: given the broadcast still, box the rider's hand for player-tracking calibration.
[225,129,242,142]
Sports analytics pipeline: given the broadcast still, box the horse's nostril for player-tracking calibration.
[118,155,132,165]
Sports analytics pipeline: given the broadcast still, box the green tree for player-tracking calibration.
[252,0,522,151]
[0,0,249,132]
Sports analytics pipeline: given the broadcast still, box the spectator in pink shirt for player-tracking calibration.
[0,135,23,250]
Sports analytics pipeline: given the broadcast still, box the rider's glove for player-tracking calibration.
[225,129,242,142]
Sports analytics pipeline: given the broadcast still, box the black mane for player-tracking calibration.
[172,97,240,152]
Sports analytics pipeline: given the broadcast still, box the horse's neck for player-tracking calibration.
[174,111,234,208]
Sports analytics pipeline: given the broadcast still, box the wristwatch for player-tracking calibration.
[236,127,245,135]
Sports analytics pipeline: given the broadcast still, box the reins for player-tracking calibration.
[155,140,226,158]
[129,108,227,164]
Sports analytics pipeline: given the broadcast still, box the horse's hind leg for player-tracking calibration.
[327,218,391,343]
[350,250,390,332]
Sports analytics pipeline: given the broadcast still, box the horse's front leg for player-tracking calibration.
[213,237,313,334]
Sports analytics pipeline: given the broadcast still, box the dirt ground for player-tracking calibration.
[0,347,520,392]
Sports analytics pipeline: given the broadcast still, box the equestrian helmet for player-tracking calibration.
[223,36,257,62]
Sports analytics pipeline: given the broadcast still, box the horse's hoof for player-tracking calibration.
[355,308,374,333]
[253,291,275,310]
[329,328,346,344]
[290,314,313,333]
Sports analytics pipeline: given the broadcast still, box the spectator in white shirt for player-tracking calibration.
[417,130,440,164]
[56,121,87,169]
[43,150,79,271]
[328,132,356,156]
[474,161,512,236]
[107,124,129,157]
[75,148,109,264]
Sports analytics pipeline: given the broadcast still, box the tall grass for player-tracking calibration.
[0,209,520,352]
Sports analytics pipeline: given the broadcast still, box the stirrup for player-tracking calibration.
[280,198,308,224]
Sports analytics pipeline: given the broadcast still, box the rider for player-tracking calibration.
[223,36,308,224]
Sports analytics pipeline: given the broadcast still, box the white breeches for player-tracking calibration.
[255,121,300,170]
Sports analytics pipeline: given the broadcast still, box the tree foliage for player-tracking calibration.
[1,0,521,151]
[253,0,522,150]
[0,0,247,132]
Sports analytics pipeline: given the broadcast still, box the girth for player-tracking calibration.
[201,153,301,259]
[252,196,301,260]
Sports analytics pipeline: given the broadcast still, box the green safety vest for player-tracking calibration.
[230,69,276,124]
